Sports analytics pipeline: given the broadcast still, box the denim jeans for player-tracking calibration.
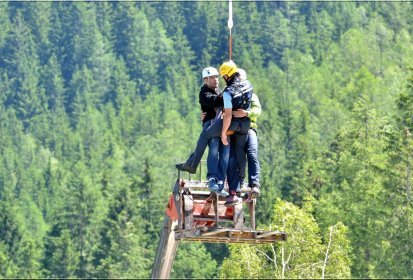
[227,129,260,192]
[207,136,230,181]
[246,129,260,185]
[227,142,240,192]
[183,116,250,176]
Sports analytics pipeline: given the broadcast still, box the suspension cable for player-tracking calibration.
[228,0,233,61]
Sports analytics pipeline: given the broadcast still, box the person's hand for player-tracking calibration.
[200,111,206,121]
[232,109,248,118]
[221,132,229,145]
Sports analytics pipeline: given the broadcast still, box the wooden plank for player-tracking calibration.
[178,234,287,244]
[200,228,230,236]
[257,231,280,238]
[193,216,233,222]
[175,228,287,244]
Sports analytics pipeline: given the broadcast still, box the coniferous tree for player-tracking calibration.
[0,2,412,278]
[93,185,149,278]
[2,11,43,129]
[48,2,80,83]
[316,96,391,278]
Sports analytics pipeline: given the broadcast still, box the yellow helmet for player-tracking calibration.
[219,61,238,77]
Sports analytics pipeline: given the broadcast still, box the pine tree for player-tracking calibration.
[93,185,149,278]
[2,11,43,129]
[316,97,392,277]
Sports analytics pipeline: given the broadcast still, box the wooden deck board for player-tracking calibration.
[175,228,287,244]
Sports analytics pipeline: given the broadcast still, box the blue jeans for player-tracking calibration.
[246,129,260,185]
[183,116,250,177]
[227,142,240,192]
[207,136,230,181]
[227,129,260,192]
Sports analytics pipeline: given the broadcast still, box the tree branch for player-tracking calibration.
[322,225,335,279]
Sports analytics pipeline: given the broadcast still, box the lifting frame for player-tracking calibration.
[151,177,287,279]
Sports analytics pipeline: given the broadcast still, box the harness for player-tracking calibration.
[227,79,253,110]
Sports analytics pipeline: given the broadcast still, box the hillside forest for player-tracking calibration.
[0,1,413,278]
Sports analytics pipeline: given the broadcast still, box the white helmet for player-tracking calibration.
[238,68,247,80]
[202,67,219,78]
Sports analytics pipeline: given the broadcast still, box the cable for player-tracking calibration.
[228,0,233,60]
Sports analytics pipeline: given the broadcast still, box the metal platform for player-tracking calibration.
[152,178,288,279]
[169,178,287,243]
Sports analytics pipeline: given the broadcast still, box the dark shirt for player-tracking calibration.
[199,84,223,124]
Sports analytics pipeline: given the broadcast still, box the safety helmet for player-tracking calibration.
[202,67,219,79]
[238,68,247,80]
[219,61,238,78]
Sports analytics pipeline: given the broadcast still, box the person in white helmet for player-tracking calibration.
[176,67,229,196]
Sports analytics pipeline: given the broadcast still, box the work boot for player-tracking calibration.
[208,178,219,193]
[217,181,229,197]
[224,191,242,206]
[175,163,196,174]
[250,183,261,199]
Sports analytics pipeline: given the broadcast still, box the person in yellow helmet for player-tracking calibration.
[176,61,253,194]
[225,68,261,206]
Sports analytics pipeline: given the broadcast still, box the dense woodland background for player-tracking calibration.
[0,1,413,278]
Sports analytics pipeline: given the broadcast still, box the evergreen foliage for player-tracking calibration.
[0,1,413,278]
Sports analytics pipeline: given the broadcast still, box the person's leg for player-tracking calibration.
[234,133,247,189]
[176,117,250,173]
[247,129,260,186]
[228,118,251,183]
[215,140,230,196]
[245,129,260,198]
[217,141,230,183]
[226,142,239,192]
[234,133,248,182]
[224,138,242,206]
[207,136,220,180]
[203,117,251,139]
[175,121,214,173]
[206,136,221,192]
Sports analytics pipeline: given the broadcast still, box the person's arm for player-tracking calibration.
[199,89,223,108]
[221,91,232,145]
[248,93,262,120]
[222,108,232,145]
[200,111,207,122]
[232,93,261,119]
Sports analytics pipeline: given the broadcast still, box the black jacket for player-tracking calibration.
[199,84,223,124]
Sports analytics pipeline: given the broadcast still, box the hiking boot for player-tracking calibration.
[224,195,242,206]
[224,191,242,206]
[217,181,229,197]
[175,163,196,174]
[208,178,219,193]
[250,183,261,199]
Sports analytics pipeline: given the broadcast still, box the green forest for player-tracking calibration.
[0,1,412,278]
